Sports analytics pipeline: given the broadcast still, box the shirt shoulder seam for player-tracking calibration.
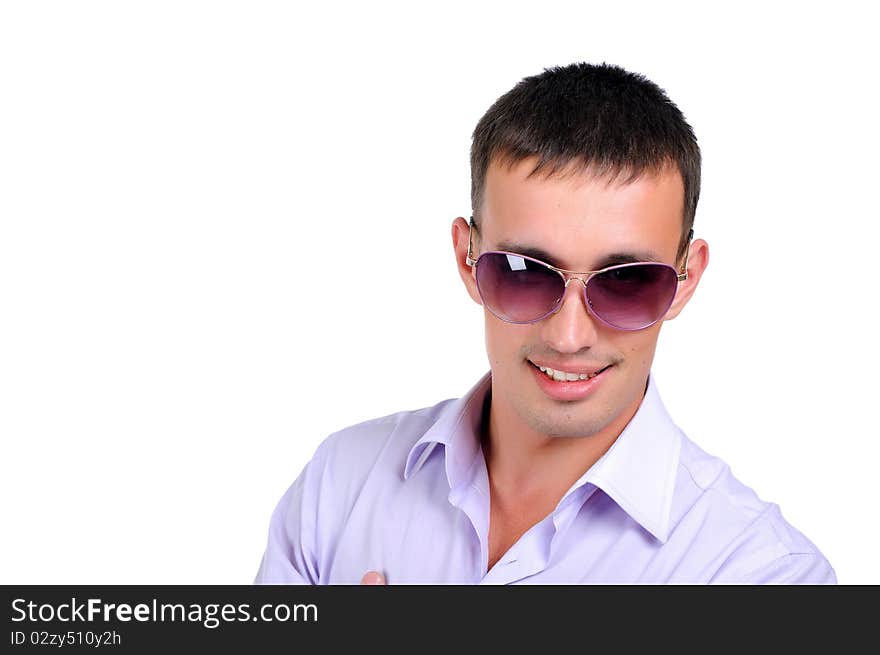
[732,551,823,584]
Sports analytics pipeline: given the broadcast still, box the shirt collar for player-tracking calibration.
[575,374,681,543]
[403,371,492,492]
[403,370,681,543]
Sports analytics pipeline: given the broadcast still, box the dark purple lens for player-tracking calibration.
[586,263,678,330]
[475,253,564,323]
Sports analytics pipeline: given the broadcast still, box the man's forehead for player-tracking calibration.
[479,159,685,267]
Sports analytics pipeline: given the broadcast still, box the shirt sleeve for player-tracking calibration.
[253,445,326,585]
[736,552,838,584]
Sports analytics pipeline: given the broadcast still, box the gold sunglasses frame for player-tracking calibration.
[465,217,692,284]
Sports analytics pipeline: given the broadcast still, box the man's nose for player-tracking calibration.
[539,279,600,353]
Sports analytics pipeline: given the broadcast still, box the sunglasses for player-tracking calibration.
[466,218,692,331]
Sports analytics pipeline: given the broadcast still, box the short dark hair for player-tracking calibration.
[470,62,701,262]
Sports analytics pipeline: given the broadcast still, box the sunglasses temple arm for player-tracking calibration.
[466,216,478,266]
[677,228,694,281]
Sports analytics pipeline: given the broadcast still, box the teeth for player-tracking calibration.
[536,364,601,382]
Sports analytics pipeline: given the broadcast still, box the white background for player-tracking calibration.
[1,1,877,584]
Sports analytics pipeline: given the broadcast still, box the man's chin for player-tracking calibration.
[513,397,612,440]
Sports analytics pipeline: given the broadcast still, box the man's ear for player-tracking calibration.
[451,216,483,306]
[664,238,709,321]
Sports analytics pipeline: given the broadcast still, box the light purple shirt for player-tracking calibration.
[255,371,835,584]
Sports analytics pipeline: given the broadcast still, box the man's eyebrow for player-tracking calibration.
[493,241,563,266]
[492,240,664,270]
[592,252,665,268]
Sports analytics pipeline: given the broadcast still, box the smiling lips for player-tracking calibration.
[527,359,611,402]
[528,360,610,382]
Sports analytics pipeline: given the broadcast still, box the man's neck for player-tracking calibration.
[480,382,646,505]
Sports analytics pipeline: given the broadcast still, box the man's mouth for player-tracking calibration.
[528,360,612,382]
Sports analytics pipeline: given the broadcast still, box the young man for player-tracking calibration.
[255,63,835,584]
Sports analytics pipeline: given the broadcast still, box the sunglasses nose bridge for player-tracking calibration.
[551,274,590,316]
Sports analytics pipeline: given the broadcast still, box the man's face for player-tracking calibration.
[454,157,703,441]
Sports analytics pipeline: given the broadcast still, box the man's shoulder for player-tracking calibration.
[674,435,811,549]
[670,433,835,582]
[310,397,457,477]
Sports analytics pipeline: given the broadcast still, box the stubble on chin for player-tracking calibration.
[513,396,616,439]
